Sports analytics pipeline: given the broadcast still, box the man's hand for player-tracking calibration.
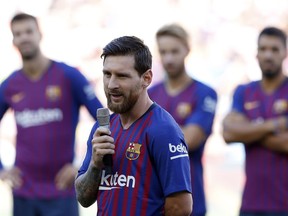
[269,116,288,133]
[91,127,114,168]
[55,163,78,190]
[0,167,22,188]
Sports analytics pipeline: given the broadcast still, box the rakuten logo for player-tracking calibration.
[169,143,189,160]
[99,170,136,190]
[15,108,63,128]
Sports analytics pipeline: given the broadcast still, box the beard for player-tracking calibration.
[106,83,141,114]
[19,47,39,60]
[164,64,185,80]
[261,66,282,80]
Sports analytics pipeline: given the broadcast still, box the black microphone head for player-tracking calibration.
[97,108,110,127]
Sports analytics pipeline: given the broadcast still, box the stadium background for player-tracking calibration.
[1,0,288,215]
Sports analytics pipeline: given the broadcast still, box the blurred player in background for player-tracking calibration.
[222,26,288,216]
[0,12,103,216]
[149,24,217,216]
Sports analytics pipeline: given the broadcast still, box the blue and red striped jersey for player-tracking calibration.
[148,80,217,215]
[78,103,192,216]
[0,60,103,198]
[232,79,288,212]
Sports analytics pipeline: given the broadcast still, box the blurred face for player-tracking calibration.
[11,19,42,60]
[157,35,189,79]
[103,55,145,114]
[257,35,287,80]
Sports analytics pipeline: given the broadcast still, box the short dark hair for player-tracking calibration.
[101,36,152,76]
[10,12,39,28]
[258,27,287,47]
[156,23,190,49]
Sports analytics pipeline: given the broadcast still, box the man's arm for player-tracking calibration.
[75,126,115,207]
[181,125,206,151]
[222,111,275,145]
[183,90,217,151]
[164,191,192,216]
[74,164,102,207]
[261,132,288,153]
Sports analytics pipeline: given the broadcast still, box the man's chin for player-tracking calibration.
[262,70,280,80]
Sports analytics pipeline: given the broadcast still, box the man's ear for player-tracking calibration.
[142,69,153,88]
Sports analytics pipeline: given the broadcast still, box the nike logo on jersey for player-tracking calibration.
[11,92,25,103]
[169,143,189,160]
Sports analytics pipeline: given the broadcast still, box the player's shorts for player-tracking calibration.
[13,196,79,216]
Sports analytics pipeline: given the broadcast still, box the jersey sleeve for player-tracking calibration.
[231,85,245,113]
[0,80,10,120]
[66,67,103,120]
[77,122,98,177]
[186,86,217,135]
[149,121,192,197]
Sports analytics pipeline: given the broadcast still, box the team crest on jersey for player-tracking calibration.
[126,142,142,160]
[176,102,192,118]
[273,99,288,114]
[46,86,61,101]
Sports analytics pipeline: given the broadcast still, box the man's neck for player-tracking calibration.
[261,73,286,94]
[120,92,153,129]
[22,54,51,80]
[165,72,192,96]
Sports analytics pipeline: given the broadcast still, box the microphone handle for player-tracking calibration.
[100,125,113,173]
[103,154,113,167]
[103,154,113,174]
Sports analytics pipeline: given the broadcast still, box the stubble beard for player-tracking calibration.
[20,47,39,61]
[262,66,282,80]
[165,64,185,80]
[106,84,140,114]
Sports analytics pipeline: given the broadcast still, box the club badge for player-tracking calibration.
[126,142,142,160]
[46,85,61,101]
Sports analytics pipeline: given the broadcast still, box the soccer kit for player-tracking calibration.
[148,80,217,215]
[0,60,102,202]
[78,103,192,216]
[232,80,288,213]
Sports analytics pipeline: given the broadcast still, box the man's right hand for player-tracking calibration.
[0,167,22,188]
[91,127,114,168]
[269,116,288,133]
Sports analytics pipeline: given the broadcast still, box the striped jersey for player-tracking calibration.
[0,60,103,198]
[78,103,192,216]
[232,79,288,212]
[148,80,217,215]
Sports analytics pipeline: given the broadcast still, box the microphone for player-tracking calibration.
[96,108,113,172]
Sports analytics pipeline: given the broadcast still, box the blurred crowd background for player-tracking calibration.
[1,0,288,215]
